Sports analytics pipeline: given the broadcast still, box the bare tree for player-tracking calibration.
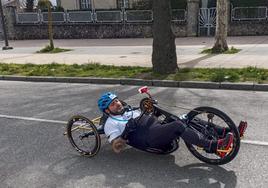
[212,0,229,53]
[38,0,54,50]
[152,0,178,74]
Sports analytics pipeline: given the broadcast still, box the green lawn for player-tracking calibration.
[201,46,241,54]
[0,63,267,83]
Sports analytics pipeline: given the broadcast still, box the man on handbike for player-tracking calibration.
[98,92,246,156]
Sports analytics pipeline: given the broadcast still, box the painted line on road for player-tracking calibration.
[241,140,268,146]
[0,114,66,124]
[1,114,268,147]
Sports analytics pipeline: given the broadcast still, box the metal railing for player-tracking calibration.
[15,12,40,24]
[41,12,66,23]
[15,9,187,24]
[67,11,93,23]
[95,11,123,23]
[125,10,153,22]
[232,6,267,21]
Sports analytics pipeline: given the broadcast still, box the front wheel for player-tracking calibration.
[66,115,101,157]
[185,107,240,165]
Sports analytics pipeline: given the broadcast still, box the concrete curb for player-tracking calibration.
[152,80,179,87]
[179,81,220,89]
[253,84,268,91]
[220,82,254,90]
[0,75,267,92]
[120,78,153,86]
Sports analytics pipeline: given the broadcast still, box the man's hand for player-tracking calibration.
[112,137,127,153]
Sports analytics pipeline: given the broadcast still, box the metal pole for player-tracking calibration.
[0,0,13,50]
[91,0,95,22]
[207,9,210,36]
[122,0,126,22]
[91,0,95,11]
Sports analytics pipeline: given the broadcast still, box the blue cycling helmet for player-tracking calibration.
[98,92,117,112]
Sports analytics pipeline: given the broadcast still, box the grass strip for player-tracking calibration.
[0,63,267,83]
[201,46,241,54]
[37,45,72,53]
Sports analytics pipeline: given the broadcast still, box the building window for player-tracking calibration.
[117,0,129,9]
[80,0,91,9]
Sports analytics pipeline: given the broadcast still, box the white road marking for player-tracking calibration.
[241,140,268,146]
[1,114,268,147]
[0,114,66,124]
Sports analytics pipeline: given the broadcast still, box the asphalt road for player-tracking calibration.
[0,81,268,188]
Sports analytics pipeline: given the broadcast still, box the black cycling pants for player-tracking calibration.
[146,120,215,151]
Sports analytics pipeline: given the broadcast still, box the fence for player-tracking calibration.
[231,6,268,21]
[125,10,153,22]
[15,9,187,24]
[95,11,123,23]
[67,11,93,23]
[16,12,40,24]
[41,12,66,23]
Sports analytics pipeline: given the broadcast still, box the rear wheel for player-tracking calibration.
[185,107,240,165]
[67,115,101,157]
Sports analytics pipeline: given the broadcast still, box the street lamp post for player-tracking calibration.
[0,0,13,50]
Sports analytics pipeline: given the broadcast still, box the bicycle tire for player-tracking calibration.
[66,115,101,157]
[185,106,240,165]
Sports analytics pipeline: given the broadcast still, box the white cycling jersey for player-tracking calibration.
[104,109,141,143]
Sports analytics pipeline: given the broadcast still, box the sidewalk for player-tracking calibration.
[1,36,268,69]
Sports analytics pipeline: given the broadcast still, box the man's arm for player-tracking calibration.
[105,117,137,153]
[110,117,139,153]
[111,137,127,153]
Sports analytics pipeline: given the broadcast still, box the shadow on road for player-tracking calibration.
[49,147,237,188]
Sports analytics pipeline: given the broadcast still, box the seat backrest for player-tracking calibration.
[99,113,109,127]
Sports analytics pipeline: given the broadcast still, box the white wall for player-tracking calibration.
[60,0,79,10]
[93,0,117,9]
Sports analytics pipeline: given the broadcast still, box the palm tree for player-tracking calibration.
[38,0,54,50]
[212,0,229,53]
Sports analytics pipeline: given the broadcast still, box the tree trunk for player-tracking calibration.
[212,0,228,53]
[152,0,178,74]
[48,5,54,49]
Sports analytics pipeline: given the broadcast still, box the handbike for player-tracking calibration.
[65,86,243,165]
